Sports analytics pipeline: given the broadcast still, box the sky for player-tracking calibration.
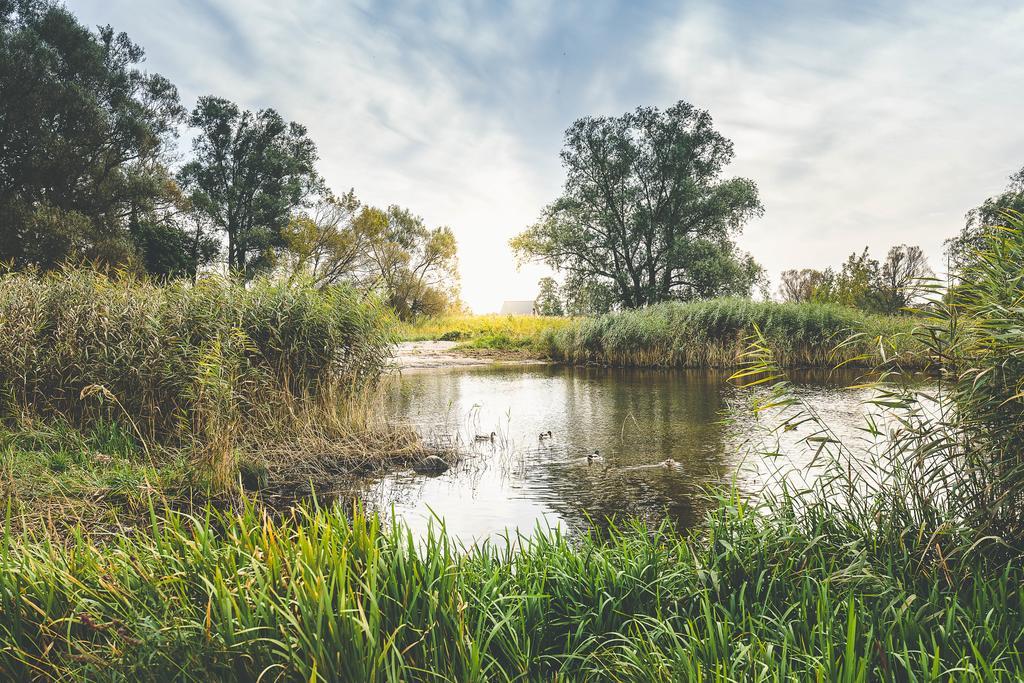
[68,0,1024,313]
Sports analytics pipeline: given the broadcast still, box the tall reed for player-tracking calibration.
[543,298,921,368]
[0,497,1020,681]
[0,269,396,489]
[733,213,1024,561]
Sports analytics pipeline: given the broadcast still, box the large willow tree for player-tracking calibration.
[512,101,764,309]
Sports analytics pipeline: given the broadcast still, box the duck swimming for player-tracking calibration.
[474,432,496,442]
[622,459,682,471]
[539,430,553,440]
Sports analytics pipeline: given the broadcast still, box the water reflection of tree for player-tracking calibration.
[534,367,733,532]
[376,365,876,539]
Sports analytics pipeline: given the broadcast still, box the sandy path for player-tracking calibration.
[391,341,547,370]
[392,341,488,369]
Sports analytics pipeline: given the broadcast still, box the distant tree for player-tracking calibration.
[809,268,838,304]
[280,190,368,287]
[833,248,880,311]
[179,96,322,279]
[563,272,617,316]
[805,245,931,314]
[946,166,1024,273]
[0,0,193,272]
[280,195,462,318]
[535,277,564,316]
[359,205,460,320]
[873,245,934,314]
[778,268,826,303]
[511,101,764,310]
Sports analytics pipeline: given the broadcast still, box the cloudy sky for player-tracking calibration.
[70,0,1024,312]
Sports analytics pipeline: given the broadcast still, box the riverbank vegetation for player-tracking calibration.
[543,298,922,368]
[3,490,1022,681]
[397,313,571,350]
[3,210,1024,677]
[0,269,423,521]
[402,299,921,368]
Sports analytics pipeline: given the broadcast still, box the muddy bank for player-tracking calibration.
[392,341,548,370]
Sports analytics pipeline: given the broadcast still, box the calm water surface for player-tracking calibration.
[361,364,874,544]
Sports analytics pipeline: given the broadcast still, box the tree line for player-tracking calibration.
[0,0,459,318]
[776,245,933,315]
[774,167,1024,315]
[519,96,1022,317]
[5,1,1019,321]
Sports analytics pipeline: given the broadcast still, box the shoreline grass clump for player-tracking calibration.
[541,298,921,368]
[0,269,400,493]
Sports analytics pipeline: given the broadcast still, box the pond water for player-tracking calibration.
[362,364,876,545]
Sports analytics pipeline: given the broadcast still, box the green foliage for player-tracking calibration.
[0,269,395,489]
[533,276,563,316]
[872,244,934,314]
[937,211,1024,542]
[128,217,220,280]
[281,195,461,320]
[0,420,195,528]
[0,497,1021,681]
[785,245,933,315]
[512,100,764,309]
[358,205,460,320]
[947,166,1024,272]
[543,298,919,368]
[0,0,195,274]
[562,270,617,315]
[179,96,323,279]
[777,267,828,302]
[281,190,366,286]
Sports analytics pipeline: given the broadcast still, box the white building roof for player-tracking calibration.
[499,300,536,315]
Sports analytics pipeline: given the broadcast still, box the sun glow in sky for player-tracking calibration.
[68,0,1024,312]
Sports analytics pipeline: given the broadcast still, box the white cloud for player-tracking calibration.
[651,2,1024,283]
[68,0,1024,306]
[72,0,565,311]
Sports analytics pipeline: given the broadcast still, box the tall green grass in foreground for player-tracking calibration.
[0,269,398,491]
[1,497,1021,682]
[542,298,922,368]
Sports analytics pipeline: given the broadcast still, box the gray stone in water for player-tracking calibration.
[413,455,450,474]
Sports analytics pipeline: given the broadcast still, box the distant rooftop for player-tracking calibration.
[499,300,536,315]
